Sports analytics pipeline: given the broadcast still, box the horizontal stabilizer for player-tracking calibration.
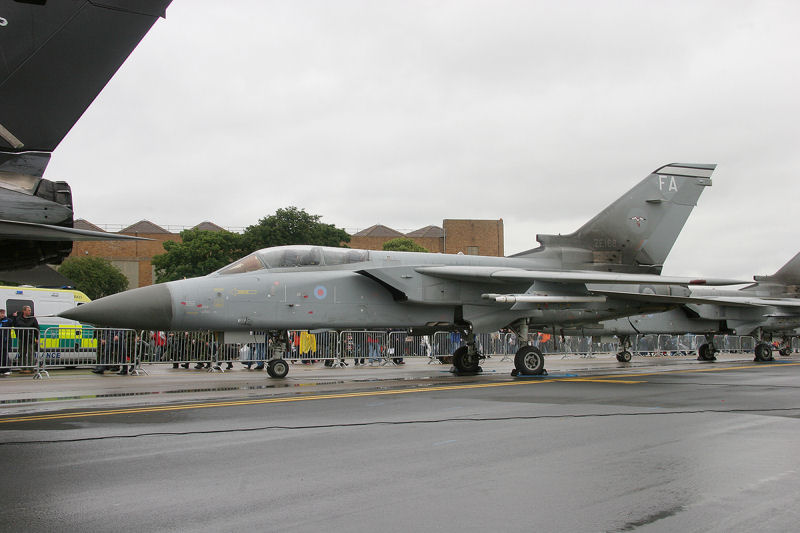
[0,219,149,241]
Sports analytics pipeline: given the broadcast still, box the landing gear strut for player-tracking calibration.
[266,330,290,378]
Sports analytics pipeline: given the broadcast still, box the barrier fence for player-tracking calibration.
[0,326,795,378]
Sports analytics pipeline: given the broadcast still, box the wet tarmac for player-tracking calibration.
[1,352,799,532]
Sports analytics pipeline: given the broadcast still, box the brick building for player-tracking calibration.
[349,219,503,256]
[442,219,504,256]
[72,220,181,288]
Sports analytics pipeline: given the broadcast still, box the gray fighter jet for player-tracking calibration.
[0,1,172,269]
[566,251,800,362]
[62,163,744,378]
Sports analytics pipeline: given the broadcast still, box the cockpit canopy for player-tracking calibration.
[215,246,370,276]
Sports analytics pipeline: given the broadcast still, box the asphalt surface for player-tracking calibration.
[1,353,799,532]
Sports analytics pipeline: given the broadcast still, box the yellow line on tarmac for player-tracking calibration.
[595,362,800,381]
[557,378,646,384]
[2,361,793,424]
[0,378,556,424]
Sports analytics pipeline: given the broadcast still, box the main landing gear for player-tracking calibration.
[777,337,794,357]
[753,329,774,363]
[697,336,718,362]
[512,345,545,375]
[508,321,547,376]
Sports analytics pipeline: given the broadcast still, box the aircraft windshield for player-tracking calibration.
[216,246,370,275]
[215,253,266,275]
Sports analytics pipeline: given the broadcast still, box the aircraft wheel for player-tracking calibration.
[324,359,333,367]
[697,343,714,361]
[618,350,632,363]
[514,346,544,375]
[452,346,480,373]
[779,348,791,357]
[754,343,773,362]
[267,358,289,378]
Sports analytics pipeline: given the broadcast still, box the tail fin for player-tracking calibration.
[512,163,715,273]
[754,251,800,285]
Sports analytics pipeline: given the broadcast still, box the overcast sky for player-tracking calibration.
[46,0,800,279]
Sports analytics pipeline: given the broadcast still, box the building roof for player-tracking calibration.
[406,225,444,238]
[120,220,170,234]
[192,221,227,232]
[73,219,106,232]
[352,224,404,238]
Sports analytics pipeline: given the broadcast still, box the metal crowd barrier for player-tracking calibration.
[1,326,792,378]
[1,327,45,378]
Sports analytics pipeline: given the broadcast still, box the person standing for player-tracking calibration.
[12,306,39,368]
[0,309,13,375]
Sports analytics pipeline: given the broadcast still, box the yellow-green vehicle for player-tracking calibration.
[1,285,96,365]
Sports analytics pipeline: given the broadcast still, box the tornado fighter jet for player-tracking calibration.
[62,163,744,378]
[565,251,800,362]
[0,0,172,269]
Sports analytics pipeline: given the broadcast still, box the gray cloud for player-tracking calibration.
[47,0,800,279]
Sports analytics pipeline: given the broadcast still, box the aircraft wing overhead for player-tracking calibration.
[0,0,172,153]
[414,266,747,286]
[0,219,149,241]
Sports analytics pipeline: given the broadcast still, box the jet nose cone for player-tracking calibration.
[59,283,173,330]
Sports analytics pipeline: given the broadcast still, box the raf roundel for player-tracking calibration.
[314,286,328,300]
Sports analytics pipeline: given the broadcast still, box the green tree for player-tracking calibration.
[242,206,350,252]
[152,229,244,283]
[383,237,429,252]
[58,257,129,300]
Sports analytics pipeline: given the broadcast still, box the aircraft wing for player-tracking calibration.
[588,290,758,307]
[593,290,800,309]
[0,219,148,241]
[688,296,800,308]
[0,0,172,153]
[414,266,746,286]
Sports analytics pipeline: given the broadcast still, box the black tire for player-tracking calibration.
[618,350,632,363]
[452,346,480,373]
[754,343,773,362]
[267,358,289,378]
[514,346,544,375]
[697,343,712,361]
[324,359,333,367]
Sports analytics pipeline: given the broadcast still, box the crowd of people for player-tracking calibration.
[0,306,39,376]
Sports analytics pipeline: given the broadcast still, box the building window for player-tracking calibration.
[466,246,479,255]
